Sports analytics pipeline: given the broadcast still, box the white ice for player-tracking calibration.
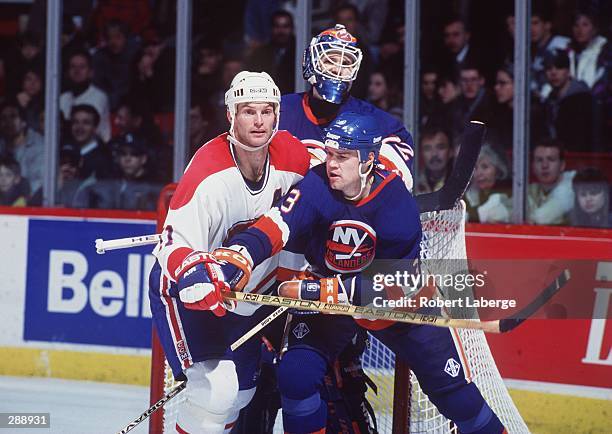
[0,376,149,434]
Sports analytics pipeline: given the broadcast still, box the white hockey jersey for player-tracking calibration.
[153,130,310,315]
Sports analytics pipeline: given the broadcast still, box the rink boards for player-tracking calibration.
[0,210,156,384]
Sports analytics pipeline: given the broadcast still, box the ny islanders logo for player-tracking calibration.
[325,220,376,273]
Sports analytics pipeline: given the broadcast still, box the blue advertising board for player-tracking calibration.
[24,218,157,348]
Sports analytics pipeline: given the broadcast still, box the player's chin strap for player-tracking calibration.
[345,159,375,201]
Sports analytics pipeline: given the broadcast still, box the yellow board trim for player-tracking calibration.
[509,389,611,434]
[0,347,150,386]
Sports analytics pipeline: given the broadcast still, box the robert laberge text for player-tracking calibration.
[373,296,517,310]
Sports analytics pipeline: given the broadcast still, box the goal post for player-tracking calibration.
[148,185,529,433]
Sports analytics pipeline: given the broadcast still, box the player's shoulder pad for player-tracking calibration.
[374,171,418,211]
[347,97,411,139]
[290,164,330,202]
[269,130,310,176]
[169,133,234,210]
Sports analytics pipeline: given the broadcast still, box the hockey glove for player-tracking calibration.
[211,247,252,291]
[176,251,233,316]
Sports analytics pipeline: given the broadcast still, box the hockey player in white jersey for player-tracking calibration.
[148,71,310,433]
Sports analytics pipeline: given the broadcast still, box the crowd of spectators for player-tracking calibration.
[0,0,609,227]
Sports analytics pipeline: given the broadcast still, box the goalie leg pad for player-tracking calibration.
[176,360,239,434]
[278,349,328,433]
[429,383,504,434]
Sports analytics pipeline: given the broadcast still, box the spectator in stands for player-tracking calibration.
[568,12,610,91]
[90,0,155,46]
[15,66,44,133]
[415,126,454,194]
[55,144,95,208]
[487,63,514,151]
[367,69,403,121]
[189,101,220,158]
[65,104,112,180]
[543,50,594,151]
[570,167,611,228]
[243,0,281,54]
[452,64,493,138]
[92,19,141,110]
[191,38,224,106]
[130,39,175,112]
[530,6,570,102]
[245,10,295,94]
[465,144,512,223]
[60,50,111,142]
[5,31,44,95]
[432,74,461,133]
[91,133,160,210]
[333,4,372,99]
[0,101,44,199]
[420,67,441,128]
[527,139,576,225]
[113,100,165,149]
[0,155,27,207]
[567,12,612,151]
[439,16,480,80]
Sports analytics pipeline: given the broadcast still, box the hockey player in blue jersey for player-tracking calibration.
[280,23,415,191]
[196,112,506,434]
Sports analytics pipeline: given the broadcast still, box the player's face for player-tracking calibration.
[577,187,605,214]
[326,147,362,195]
[318,51,357,81]
[421,132,451,172]
[532,146,565,186]
[474,155,498,191]
[232,102,276,148]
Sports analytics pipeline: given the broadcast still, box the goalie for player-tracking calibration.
[192,112,507,434]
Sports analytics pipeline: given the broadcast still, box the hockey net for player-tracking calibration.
[150,186,528,433]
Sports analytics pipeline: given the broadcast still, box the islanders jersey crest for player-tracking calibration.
[325,220,376,273]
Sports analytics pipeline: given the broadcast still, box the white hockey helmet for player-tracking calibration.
[224,71,281,151]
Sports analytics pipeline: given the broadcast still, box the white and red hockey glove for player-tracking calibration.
[175,248,253,317]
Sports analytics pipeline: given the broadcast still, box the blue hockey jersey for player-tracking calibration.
[230,164,422,280]
[280,93,416,191]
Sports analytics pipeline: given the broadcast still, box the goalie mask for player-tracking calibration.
[324,112,382,199]
[224,71,281,151]
[303,24,363,104]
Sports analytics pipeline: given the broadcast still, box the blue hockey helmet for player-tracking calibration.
[324,111,382,163]
[303,24,363,104]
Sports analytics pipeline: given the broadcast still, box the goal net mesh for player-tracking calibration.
[152,199,529,433]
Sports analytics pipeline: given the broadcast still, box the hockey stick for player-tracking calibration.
[116,381,186,434]
[96,234,162,254]
[224,269,570,334]
[415,121,485,213]
[230,306,288,350]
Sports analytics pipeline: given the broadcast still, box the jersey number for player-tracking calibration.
[280,189,301,213]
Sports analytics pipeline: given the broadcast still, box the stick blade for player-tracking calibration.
[499,269,571,333]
